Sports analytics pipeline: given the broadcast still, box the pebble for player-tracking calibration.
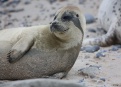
[88,28,96,33]
[24,0,31,5]
[100,78,106,82]
[79,0,85,4]
[5,0,20,6]
[95,50,106,58]
[81,45,100,53]
[84,13,96,24]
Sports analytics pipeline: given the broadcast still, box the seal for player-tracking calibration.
[0,79,84,87]
[83,0,121,46]
[0,6,86,80]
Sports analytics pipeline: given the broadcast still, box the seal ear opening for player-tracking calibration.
[76,14,79,17]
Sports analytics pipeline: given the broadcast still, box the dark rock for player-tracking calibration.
[24,0,31,5]
[7,8,24,13]
[0,79,86,87]
[5,0,20,6]
[88,28,96,33]
[0,0,8,3]
[100,78,106,82]
[84,13,96,24]
[89,65,101,69]
[81,45,100,53]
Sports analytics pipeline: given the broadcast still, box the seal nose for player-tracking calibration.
[52,21,58,25]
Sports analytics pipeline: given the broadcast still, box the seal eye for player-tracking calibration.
[62,15,72,21]
[76,14,79,17]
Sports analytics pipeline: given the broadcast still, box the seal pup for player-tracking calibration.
[83,0,121,46]
[0,6,86,80]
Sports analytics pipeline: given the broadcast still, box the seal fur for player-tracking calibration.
[0,6,86,80]
[83,0,121,46]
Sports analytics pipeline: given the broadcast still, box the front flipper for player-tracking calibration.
[7,37,34,63]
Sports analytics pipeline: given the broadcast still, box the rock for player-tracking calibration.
[0,79,86,87]
[24,0,31,5]
[79,0,85,4]
[78,66,100,78]
[0,0,8,3]
[48,0,57,4]
[100,78,106,82]
[95,50,106,58]
[5,0,20,6]
[84,13,96,24]
[109,45,121,51]
[0,8,24,15]
[88,28,96,33]
[81,45,100,53]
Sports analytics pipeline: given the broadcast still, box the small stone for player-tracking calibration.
[95,50,106,58]
[84,13,96,24]
[81,45,100,53]
[48,0,57,4]
[6,0,20,6]
[88,28,96,33]
[79,0,85,4]
[100,78,106,82]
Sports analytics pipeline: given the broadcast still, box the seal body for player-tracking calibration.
[83,0,121,46]
[0,6,85,80]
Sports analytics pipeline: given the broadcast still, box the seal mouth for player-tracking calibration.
[50,24,69,33]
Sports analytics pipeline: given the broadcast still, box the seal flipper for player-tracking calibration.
[83,21,117,46]
[7,37,34,63]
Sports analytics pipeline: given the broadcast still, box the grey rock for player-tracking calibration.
[0,79,86,87]
[81,45,100,53]
[0,0,8,3]
[100,78,106,82]
[78,66,100,78]
[79,0,85,4]
[84,13,96,24]
[5,0,20,6]
[95,50,106,58]
[109,45,121,51]
[24,0,31,5]
[48,0,57,4]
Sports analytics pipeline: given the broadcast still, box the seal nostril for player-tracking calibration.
[52,22,58,25]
